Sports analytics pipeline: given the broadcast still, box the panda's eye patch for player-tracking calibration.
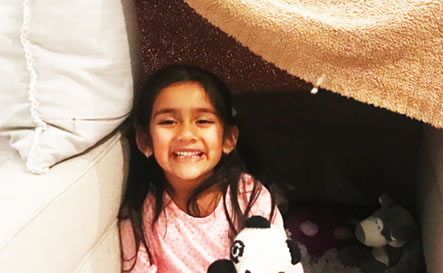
[245,271,251,273]
[375,218,383,231]
[231,240,245,264]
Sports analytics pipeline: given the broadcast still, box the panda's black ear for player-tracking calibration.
[286,239,302,265]
[379,193,394,208]
[245,215,271,228]
[207,259,237,273]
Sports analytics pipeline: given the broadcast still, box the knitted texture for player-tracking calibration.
[136,0,442,128]
[184,0,443,128]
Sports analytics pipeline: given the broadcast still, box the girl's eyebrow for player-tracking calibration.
[194,107,216,114]
[152,107,216,118]
[152,108,176,119]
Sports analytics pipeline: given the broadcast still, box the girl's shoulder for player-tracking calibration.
[238,173,264,194]
[236,173,280,224]
[236,173,271,208]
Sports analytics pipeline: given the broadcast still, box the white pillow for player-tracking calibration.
[0,0,136,174]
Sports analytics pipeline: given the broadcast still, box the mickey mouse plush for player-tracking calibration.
[338,194,422,273]
[207,216,303,273]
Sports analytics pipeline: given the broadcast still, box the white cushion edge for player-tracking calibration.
[74,220,122,273]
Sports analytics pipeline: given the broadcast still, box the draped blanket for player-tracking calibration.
[136,0,442,128]
[183,0,442,128]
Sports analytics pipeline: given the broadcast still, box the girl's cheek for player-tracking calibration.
[151,125,171,137]
[149,128,166,148]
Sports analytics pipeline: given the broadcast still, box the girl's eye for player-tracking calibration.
[158,120,176,125]
[196,119,214,125]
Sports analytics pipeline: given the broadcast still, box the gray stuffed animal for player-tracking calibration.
[338,194,423,273]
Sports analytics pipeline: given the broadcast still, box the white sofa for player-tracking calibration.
[0,129,129,273]
[0,0,138,272]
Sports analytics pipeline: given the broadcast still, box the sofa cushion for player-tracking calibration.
[0,0,136,173]
[74,220,122,273]
[0,130,128,273]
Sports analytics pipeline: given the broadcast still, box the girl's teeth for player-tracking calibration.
[175,151,202,157]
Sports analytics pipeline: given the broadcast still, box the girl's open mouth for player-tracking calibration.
[173,151,204,159]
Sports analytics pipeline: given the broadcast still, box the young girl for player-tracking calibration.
[119,65,286,273]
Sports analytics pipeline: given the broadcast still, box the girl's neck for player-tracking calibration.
[168,183,222,217]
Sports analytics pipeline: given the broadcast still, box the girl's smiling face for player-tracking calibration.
[142,81,237,189]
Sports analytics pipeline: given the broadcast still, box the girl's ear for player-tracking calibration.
[223,126,239,154]
[136,127,153,158]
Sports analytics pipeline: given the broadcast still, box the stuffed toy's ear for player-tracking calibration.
[207,259,237,273]
[378,193,394,209]
[244,215,271,228]
[286,239,302,265]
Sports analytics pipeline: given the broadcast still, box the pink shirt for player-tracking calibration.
[120,174,303,273]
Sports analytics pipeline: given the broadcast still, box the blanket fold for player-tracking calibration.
[184,0,443,128]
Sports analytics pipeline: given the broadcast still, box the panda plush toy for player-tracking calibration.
[338,194,423,273]
[207,215,303,273]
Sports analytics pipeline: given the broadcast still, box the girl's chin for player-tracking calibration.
[168,169,213,184]
[175,173,208,183]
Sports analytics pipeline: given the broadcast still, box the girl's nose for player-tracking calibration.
[176,122,197,141]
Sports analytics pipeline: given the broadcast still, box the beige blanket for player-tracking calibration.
[184,0,443,129]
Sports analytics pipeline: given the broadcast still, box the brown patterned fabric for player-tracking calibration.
[135,0,311,94]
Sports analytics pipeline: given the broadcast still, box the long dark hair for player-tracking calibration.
[119,64,275,271]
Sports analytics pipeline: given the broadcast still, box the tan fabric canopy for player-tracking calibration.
[184,0,443,129]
